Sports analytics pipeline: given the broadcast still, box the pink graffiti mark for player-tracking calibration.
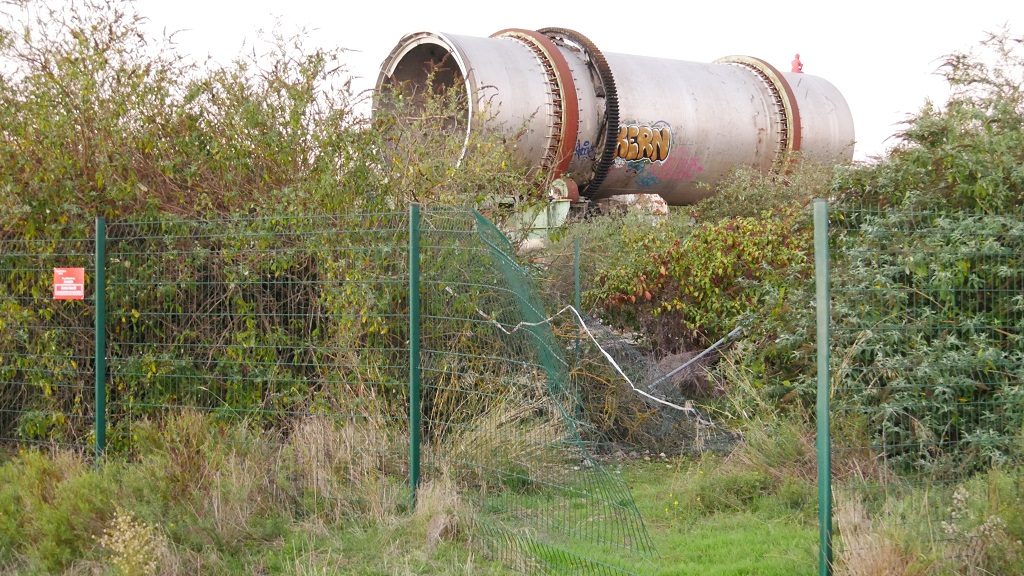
[647,147,704,182]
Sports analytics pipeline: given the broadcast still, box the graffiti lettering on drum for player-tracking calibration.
[574,139,596,160]
[616,124,671,162]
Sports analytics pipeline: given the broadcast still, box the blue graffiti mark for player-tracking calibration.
[625,160,648,174]
[622,159,659,187]
[637,173,659,188]
[574,140,595,160]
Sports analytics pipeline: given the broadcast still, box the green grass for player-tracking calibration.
[0,442,819,575]
[266,462,819,576]
[605,461,817,576]
[261,523,511,575]
[6,435,1022,575]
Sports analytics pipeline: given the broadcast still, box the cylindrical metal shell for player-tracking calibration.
[375,29,855,206]
[601,54,790,204]
[376,32,560,172]
[784,73,856,165]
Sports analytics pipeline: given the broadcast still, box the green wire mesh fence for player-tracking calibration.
[104,213,411,445]
[0,232,96,449]
[0,206,654,575]
[820,202,1024,566]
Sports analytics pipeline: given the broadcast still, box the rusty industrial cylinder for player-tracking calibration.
[375,28,855,205]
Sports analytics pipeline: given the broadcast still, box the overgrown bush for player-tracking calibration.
[835,31,1024,213]
[1,2,365,231]
[0,0,545,444]
[827,209,1024,476]
[590,208,811,355]
[822,31,1024,476]
[693,162,834,222]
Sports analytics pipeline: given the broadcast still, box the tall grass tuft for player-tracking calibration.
[414,474,469,551]
[288,410,406,524]
[430,390,567,493]
[834,495,922,576]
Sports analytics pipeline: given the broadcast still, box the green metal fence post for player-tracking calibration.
[813,199,833,576]
[408,203,422,508]
[573,237,581,357]
[94,217,107,459]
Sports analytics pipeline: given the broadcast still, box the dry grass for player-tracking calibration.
[712,348,781,424]
[285,537,342,576]
[729,418,818,484]
[141,409,214,498]
[833,495,924,576]
[431,390,568,492]
[414,474,468,550]
[289,409,405,523]
[199,447,279,546]
[136,410,289,548]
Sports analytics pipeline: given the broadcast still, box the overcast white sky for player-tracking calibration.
[133,0,1022,162]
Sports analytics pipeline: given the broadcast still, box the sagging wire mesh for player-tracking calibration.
[0,232,96,448]
[104,213,411,445]
[525,237,739,456]
[827,205,1024,552]
[418,209,654,575]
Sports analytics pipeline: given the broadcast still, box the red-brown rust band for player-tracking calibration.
[492,28,580,181]
[746,56,802,155]
[717,55,803,170]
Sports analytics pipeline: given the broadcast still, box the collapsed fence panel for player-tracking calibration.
[416,208,653,574]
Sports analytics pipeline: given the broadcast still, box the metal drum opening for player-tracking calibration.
[375,34,471,154]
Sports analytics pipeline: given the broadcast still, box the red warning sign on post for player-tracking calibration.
[53,268,85,300]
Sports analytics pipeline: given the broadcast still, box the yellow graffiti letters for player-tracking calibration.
[621,126,640,160]
[616,125,671,162]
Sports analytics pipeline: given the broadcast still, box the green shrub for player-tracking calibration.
[693,162,834,222]
[814,33,1024,474]
[688,461,773,514]
[0,0,544,445]
[589,208,812,356]
[0,450,113,572]
[835,31,1024,214]
[827,209,1024,476]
